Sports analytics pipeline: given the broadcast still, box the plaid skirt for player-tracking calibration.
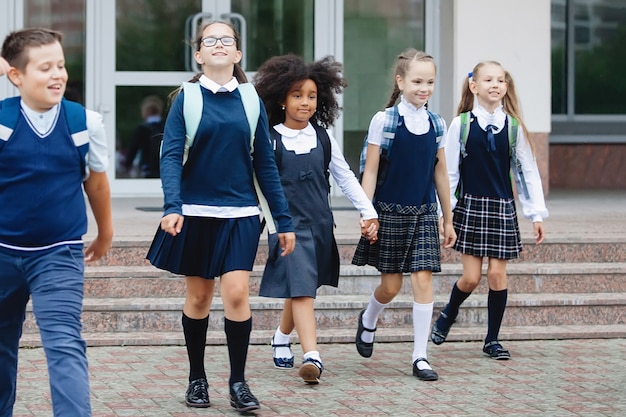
[352,202,441,273]
[453,193,522,260]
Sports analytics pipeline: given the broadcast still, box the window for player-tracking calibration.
[552,0,626,115]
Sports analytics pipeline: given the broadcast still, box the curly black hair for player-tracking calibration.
[253,54,347,128]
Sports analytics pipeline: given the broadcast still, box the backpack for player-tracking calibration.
[358,105,445,187]
[174,82,279,233]
[456,111,529,199]
[269,123,332,191]
[0,97,89,179]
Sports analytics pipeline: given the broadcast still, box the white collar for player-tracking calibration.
[199,75,239,93]
[273,122,316,138]
[398,95,428,120]
[472,104,506,130]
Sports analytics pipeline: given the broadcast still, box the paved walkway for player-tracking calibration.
[14,339,626,416]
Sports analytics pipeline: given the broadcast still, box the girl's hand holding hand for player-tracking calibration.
[161,213,184,236]
[279,232,296,256]
[441,222,457,248]
[360,217,379,244]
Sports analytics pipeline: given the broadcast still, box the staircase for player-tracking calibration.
[20,232,626,347]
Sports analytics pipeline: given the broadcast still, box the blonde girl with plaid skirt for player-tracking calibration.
[352,49,457,381]
[430,61,548,359]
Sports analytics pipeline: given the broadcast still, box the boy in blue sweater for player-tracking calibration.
[0,28,113,417]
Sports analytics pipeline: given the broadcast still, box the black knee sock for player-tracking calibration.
[182,313,209,382]
[485,289,508,344]
[225,317,252,386]
[443,282,472,321]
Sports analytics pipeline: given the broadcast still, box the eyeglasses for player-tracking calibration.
[200,36,236,47]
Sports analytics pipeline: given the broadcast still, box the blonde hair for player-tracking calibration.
[385,49,436,108]
[457,61,533,152]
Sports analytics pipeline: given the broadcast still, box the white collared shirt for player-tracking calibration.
[274,123,378,220]
[20,100,108,173]
[199,75,239,93]
[366,95,446,149]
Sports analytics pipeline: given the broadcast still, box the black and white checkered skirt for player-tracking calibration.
[352,202,441,273]
[453,193,522,260]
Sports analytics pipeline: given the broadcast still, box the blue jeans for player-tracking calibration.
[0,244,90,417]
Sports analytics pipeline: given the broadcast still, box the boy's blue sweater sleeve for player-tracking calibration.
[252,102,294,233]
[159,92,186,216]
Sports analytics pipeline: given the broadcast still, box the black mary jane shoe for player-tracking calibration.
[430,310,455,345]
[483,341,511,360]
[412,358,439,381]
[229,381,260,413]
[185,377,210,408]
[355,309,376,358]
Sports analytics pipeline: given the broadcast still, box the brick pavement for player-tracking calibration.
[13,338,626,416]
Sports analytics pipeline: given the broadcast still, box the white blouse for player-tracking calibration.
[274,123,378,220]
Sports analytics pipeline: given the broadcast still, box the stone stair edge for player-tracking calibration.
[19,324,626,348]
[25,293,626,312]
[85,262,626,277]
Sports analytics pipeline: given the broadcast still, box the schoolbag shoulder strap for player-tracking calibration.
[182,82,203,164]
[381,105,399,154]
[0,97,22,143]
[238,82,260,149]
[426,110,445,143]
[311,123,332,173]
[61,99,89,179]
[459,111,471,158]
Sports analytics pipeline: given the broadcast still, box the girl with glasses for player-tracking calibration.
[147,21,295,413]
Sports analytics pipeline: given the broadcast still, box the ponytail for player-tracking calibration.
[456,74,474,115]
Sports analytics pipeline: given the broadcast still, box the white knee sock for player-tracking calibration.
[273,326,293,358]
[361,293,388,343]
[412,301,434,369]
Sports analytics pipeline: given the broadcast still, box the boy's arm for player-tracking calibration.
[83,170,113,262]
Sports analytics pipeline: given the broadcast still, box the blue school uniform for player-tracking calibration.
[147,79,293,278]
[0,100,102,417]
[353,107,442,273]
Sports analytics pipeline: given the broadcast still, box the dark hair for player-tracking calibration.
[457,60,532,152]
[1,27,63,72]
[253,54,347,128]
[169,21,246,103]
[385,49,436,108]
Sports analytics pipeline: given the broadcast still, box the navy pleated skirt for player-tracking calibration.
[147,215,261,279]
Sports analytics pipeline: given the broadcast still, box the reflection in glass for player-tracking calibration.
[116,86,176,179]
[24,0,86,103]
[116,0,199,71]
[342,0,426,173]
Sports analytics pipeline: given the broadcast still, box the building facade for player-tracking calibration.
[1,0,624,197]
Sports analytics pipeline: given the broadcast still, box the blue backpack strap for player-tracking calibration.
[0,97,22,148]
[61,99,89,179]
[426,110,445,143]
[359,105,399,178]
[238,83,260,149]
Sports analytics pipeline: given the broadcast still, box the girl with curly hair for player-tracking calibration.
[254,54,378,384]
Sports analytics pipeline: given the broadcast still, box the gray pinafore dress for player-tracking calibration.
[259,132,340,298]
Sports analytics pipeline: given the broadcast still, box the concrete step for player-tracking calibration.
[19,324,626,348]
[93,239,626,267]
[22,293,626,337]
[83,263,626,298]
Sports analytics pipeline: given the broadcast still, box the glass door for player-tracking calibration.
[91,0,334,197]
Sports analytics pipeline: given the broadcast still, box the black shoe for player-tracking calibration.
[355,309,376,358]
[299,357,324,384]
[483,341,511,360]
[229,381,260,413]
[431,310,455,345]
[185,378,210,408]
[412,358,439,381]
